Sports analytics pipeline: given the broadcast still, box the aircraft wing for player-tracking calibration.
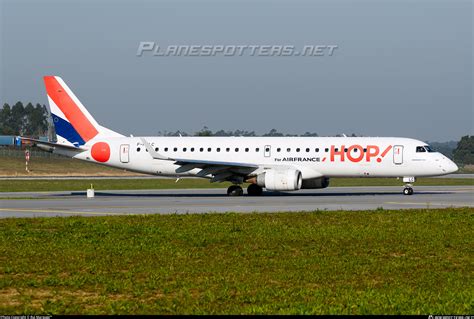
[173,158,259,182]
[140,137,259,182]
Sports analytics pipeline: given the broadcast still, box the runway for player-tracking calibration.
[1,186,473,218]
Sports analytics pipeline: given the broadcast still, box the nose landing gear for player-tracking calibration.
[403,186,414,195]
[402,177,415,195]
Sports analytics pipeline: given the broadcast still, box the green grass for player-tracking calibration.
[0,177,472,193]
[0,208,472,314]
[0,178,236,192]
[0,156,141,177]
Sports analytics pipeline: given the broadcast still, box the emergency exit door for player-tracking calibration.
[393,145,403,165]
[120,144,130,163]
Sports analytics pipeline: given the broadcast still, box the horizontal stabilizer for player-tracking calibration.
[20,137,87,151]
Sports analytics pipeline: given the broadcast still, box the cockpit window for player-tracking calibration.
[416,146,426,153]
[424,145,435,152]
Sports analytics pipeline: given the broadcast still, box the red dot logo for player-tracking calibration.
[91,142,110,163]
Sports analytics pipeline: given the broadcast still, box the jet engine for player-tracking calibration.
[301,177,330,189]
[256,169,303,191]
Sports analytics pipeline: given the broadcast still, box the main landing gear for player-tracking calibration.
[227,185,243,196]
[247,183,263,196]
[226,184,263,196]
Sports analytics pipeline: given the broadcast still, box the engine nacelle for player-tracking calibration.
[301,177,330,189]
[256,169,302,191]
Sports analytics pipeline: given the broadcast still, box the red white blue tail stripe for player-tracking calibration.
[44,76,123,146]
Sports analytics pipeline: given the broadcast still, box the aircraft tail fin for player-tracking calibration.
[43,76,123,147]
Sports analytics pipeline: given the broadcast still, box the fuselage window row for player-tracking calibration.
[138,146,342,153]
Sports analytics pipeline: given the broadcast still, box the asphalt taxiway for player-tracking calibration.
[1,186,472,218]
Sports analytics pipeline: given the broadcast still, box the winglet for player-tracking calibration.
[140,138,170,160]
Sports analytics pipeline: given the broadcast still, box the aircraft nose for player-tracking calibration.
[446,159,459,174]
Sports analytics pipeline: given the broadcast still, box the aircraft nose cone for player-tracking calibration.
[446,159,459,174]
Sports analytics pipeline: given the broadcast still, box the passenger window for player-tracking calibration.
[306,148,310,152]
[325,148,328,152]
[344,148,348,152]
[183,147,187,152]
[155,147,159,152]
[226,148,230,152]
[199,148,203,152]
[137,147,141,152]
[277,148,281,152]
[208,147,212,152]
[363,148,367,153]
[217,148,221,152]
[235,148,239,152]
[255,148,260,152]
[191,147,194,152]
[287,148,291,152]
[173,147,177,152]
[164,147,168,152]
[245,148,249,152]
[416,146,426,153]
[296,148,300,152]
[315,148,319,152]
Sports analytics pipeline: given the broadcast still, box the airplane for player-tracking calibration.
[22,76,459,196]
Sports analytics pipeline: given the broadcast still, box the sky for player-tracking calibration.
[0,0,472,141]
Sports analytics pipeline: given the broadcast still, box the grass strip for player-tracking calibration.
[0,208,472,314]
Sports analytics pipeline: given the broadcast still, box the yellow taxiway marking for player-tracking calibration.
[385,201,473,206]
[0,208,120,216]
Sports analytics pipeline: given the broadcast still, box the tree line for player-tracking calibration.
[0,102,49,136]
[159,127,321,137]
[453,135,474,165]
[0,102,472,165]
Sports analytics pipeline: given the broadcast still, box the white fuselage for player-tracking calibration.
[39,76,459,194]
[66,136,458,180]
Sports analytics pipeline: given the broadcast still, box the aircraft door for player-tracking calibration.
[393,145,403,165]
[120,144,130,163]
[264,145,271,158]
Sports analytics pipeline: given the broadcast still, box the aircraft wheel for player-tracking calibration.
[403,187,413,195]
[227,185,244,196]
[247,184,263,196]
